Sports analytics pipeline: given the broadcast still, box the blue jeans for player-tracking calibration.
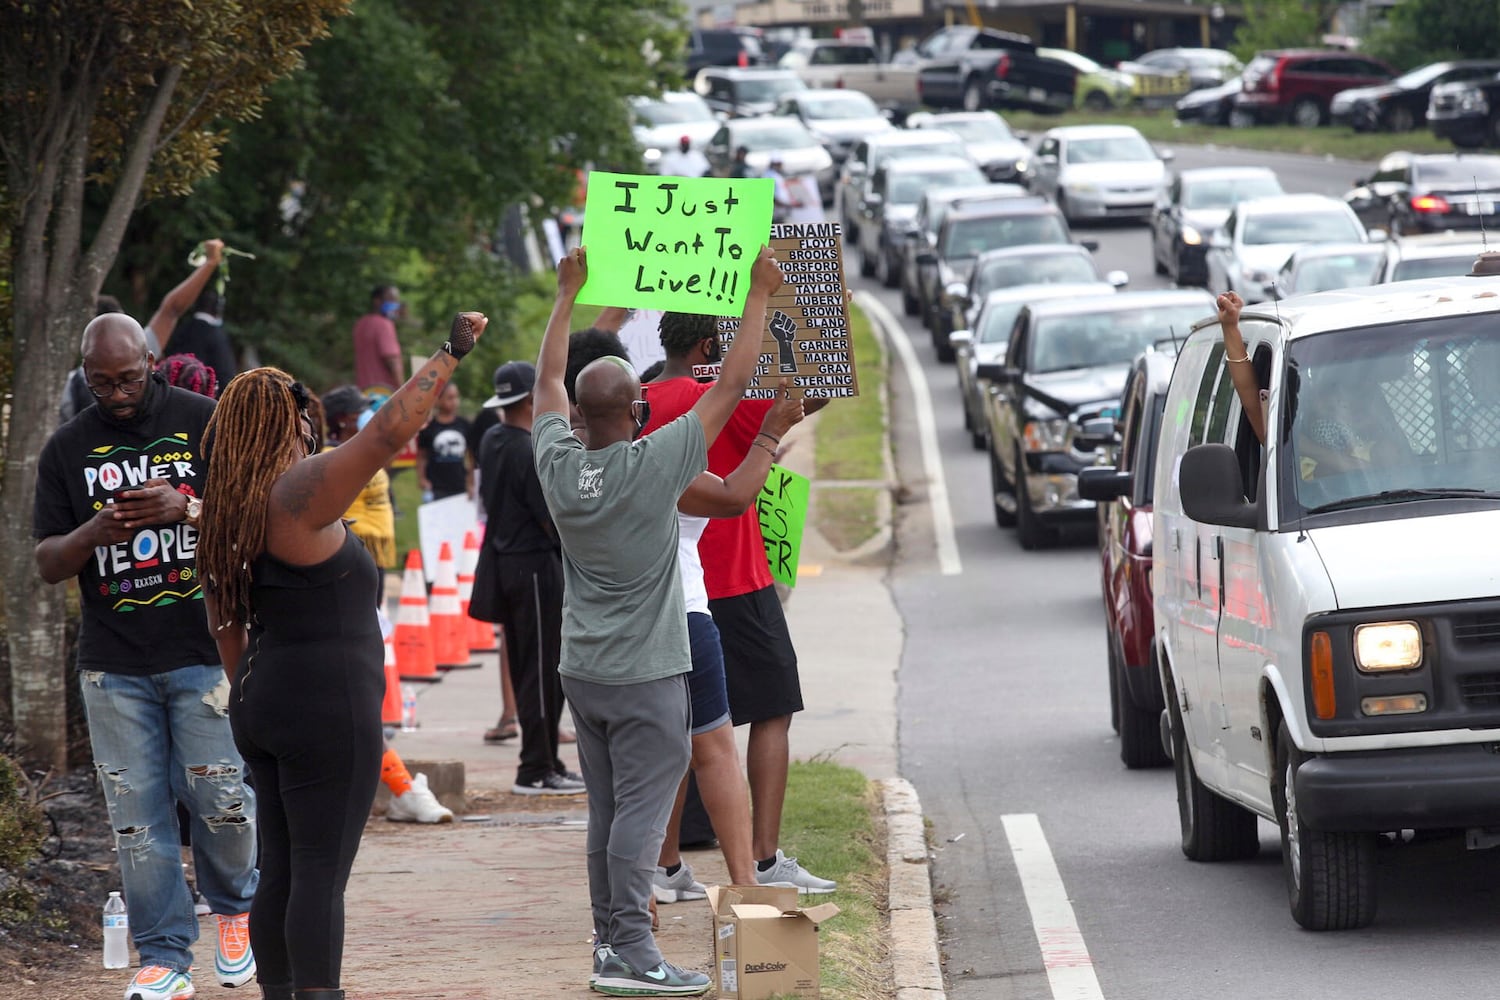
[80,664,259,973]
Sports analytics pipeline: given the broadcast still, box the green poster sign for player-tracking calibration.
[758,463,810,588]
[576,171,774,316]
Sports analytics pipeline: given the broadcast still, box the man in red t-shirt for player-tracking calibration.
[642,312,837,895]
[351,285,404,391]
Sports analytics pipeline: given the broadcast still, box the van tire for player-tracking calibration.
[1118,648,1169,769]
[1170,687,1260,861]
[990,449,1017,527]
[1274,723,1377,930]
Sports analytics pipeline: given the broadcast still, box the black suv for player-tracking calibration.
[693,67,807,119]
[686,28,768,76]
[1344,150,1500,235]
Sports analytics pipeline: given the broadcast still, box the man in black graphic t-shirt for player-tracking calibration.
[415,382,473,501]
[33,314,258,998]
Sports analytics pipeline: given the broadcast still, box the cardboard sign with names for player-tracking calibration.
[698,222,859,400]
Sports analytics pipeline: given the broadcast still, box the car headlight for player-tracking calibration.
[1022,418,1071,452]
[1459,91,1490,114]
[1181,224,1202,246]
[1067,182,1099,195]
[1354,622,1423,672]
[1015,157,1030,174]
[643,147,663,164]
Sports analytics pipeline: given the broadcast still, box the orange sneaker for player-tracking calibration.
[214,912,255,987]
[124,965,195,1000]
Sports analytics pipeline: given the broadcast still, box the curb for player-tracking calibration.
[882,777,946,1000]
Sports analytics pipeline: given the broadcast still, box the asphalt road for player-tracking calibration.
[861,141,1500,1000]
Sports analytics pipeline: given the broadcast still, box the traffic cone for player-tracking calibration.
[395,549,440,683]
[381,630,402,727]
[460,529,498,653]
[432,541,478,670]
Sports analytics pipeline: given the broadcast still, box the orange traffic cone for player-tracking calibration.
[395,549,440,683]
[432,541,478,670]
[460,529,499,652]
[381,629,402,727]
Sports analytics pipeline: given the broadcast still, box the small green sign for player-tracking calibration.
[576,171,774,316]
[758,464,810,588]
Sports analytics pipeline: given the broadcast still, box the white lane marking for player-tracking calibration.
[1002,813,1105,1000]
[855,290,962,576]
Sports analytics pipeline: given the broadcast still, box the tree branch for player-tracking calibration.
[153,79,222,154]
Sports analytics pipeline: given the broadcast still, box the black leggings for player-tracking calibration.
[495,550,565,785]
[229,635,384,990]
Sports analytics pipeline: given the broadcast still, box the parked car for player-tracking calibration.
[905,110,1033,183]
[1115,55,1193,109]
[1377,233,1488,283]
[1175,74,1241,125]
[914,26,1077,113]
[630,92,722,171]
[854,155,986,286]
[1154,276,1500,929]
[686,27,768,76]
[1152,166,1284,286]
[1234,49,1394,127]
[898,182,1030,319]
[1205,193,1370,302]
[776,39,920,114]
[703,117,836,200]
[1030,124,1172,224]
[773,89,893,166]
[1077,346,1178,767]
[836,128,972,240]
[1037,47,1134,110]
[1427,73,1500,149]
[693,67,807,118]
[949,243,1125,333]
[1332,60,1500,133]
[980,288,1215,548]
[1128,47,1241,91]
[1268,243,1384,298]
[921,197,1077,360]
[1343,151,1500,235]
[951,282,1119,449]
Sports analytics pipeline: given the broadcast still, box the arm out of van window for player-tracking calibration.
[1217,291,1266,445]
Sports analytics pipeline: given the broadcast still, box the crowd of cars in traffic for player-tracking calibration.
[647,31,1500,934]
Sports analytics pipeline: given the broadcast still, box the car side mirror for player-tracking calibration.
[903,229,922,241]
[1078,466,1133,501]
[1178,444,1256,529]
[1354,175,1368,186]
[1106,269,1129,288]
[1367,227,1389,242]
[1159,148,1175,163]
[1076,416,1118,446]
[1080,239,1100,252]
[975,361,1009,383]
[944,281,968,305]
[1208,229,1230,249]
[916,248,938,264]
[1014,129,1030,141]
[863,192,884,210]
[1038,153,1058,166]
[948,329,974,351]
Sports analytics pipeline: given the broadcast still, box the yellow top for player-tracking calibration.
[325,445,397,569]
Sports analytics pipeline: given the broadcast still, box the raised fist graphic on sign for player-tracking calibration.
[769,309,798,375]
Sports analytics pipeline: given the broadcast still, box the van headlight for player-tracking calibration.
[1353,621,1423,672]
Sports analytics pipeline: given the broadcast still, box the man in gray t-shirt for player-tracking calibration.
[532,244,783,996]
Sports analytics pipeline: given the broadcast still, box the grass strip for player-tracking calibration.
[814,303,887,483]
[813,485,883,554]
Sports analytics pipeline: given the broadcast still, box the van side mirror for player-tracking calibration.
[975,361,1010,383]
[1178,444,1256,529]
[1078,466,1132,501]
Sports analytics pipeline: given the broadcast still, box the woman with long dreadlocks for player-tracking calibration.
[197,312,486,1000]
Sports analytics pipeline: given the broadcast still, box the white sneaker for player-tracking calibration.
[754,849,837,894]
[386,773,454,823]
[652,863,708,903]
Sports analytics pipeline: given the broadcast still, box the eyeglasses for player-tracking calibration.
[85,356,149,399]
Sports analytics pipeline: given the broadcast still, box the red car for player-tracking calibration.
[1079,348,1176,768]
[1232,49,1393,128]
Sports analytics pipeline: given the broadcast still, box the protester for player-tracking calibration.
[416,382,474,502]
[1216,292,1267,445]
[198,310,486,1000]
[468,361,582,792]
[157,352,220,400]
[643,312,838,895]
[320,386,397,570]
[532,245,781,996]
[657,135,709,179]
[351,284,404,391]
[60,240,226,421]
[768,156,802,224]
[34,313,258,1000]
[783,173,827,225]
[728,145,755,179]
[160,286,237,391]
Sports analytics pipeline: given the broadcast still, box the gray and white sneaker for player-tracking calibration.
[652,863,707,903]
[594,953,709,997]
[754,849,837,894]
[512,771,586,796]
[589,942,614,989]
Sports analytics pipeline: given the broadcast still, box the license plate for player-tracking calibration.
[1029,87,1047,102]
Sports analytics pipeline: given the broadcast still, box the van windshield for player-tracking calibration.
[1282,316,1500,518]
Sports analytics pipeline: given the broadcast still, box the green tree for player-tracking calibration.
[1364,0,1500,71]
[1231,0,1338,61]
[0,0,350,770]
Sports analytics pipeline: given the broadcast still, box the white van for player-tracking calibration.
[1152,273,1500,931]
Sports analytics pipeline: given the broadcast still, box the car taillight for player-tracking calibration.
[1411,194,1450,213]
[835,75,846,89]
[995,54,1011,80]
[737,50,748,68]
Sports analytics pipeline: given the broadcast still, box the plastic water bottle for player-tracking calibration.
[401,684,419,732]
[103,891,129,969]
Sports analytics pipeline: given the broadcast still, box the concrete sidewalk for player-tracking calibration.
[337,423,907,998]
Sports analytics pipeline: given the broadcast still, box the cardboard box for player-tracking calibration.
[708,885,840,999]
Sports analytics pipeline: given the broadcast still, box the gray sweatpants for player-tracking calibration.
[562,672,692,973]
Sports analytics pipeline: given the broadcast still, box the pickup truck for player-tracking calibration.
[913,26,1077,114]
[778,39,920,114]
[1427,72,1500,148]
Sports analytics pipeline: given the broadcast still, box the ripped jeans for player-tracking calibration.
[80,664,259,974]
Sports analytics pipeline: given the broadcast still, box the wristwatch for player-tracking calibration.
[184,496,202,527]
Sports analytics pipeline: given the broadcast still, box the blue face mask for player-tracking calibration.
[379,300,400,319]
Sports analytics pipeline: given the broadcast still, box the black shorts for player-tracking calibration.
[709,584,802,726]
